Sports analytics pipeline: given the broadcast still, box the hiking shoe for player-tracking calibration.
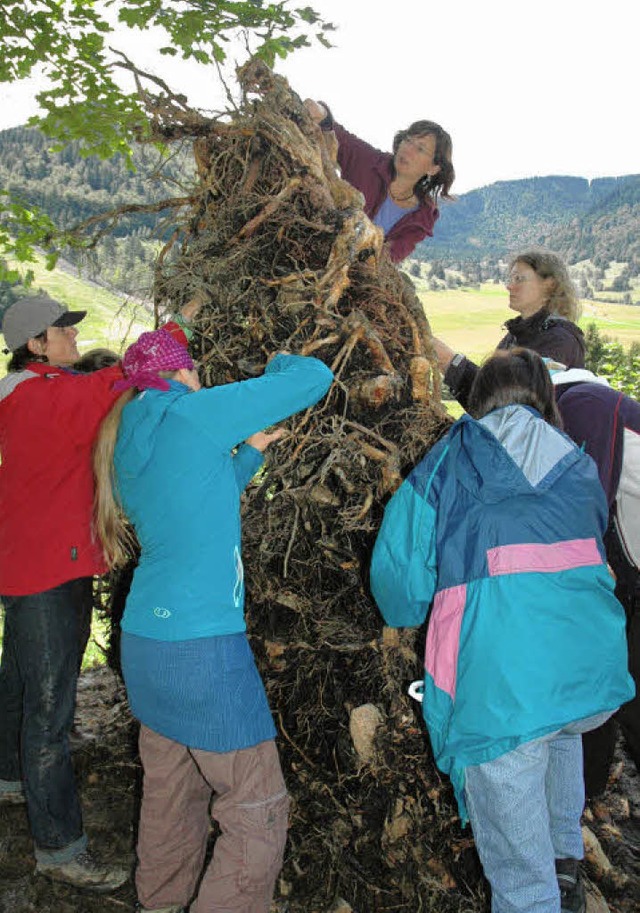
[36,850,129,893]
[556,858,586,913]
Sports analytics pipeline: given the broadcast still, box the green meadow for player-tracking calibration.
[2,264,639,657]
[4,260,636,498]
[415,280,640,364]
[7,258,640,371]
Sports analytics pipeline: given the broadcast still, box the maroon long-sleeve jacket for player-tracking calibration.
[326,120,439,262]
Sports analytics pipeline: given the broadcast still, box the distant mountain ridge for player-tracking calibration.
[1,126,638,273]
[419,173,640,265]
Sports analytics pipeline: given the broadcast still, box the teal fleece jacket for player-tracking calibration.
[115,354,333,641]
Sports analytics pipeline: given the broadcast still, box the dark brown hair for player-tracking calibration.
[75,348,119,373]
[6,331,47,372]
[468,348,562,428]
[392,120,455,203]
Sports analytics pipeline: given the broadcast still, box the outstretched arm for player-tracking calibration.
[370,477,438,629]
[183,354,333,453]
[233,429,287,491]
[432,336,478,411]
[304,98,384,185]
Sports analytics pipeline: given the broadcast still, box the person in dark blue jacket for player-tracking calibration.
[93,328,333,913]
[550,365,640,796]
[433,249,586,410]
[370,348,633,913]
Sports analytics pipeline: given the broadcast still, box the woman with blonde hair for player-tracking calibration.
[93,328,333,913]
[433,248,584,410]
[0,293,193,893]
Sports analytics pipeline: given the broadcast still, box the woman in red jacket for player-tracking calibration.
[305,99,455,262]
[0,293,195,895]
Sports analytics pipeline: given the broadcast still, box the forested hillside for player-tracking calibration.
[1,126,638,296]
[548,177,640,267]
[419,174,640,267]
[0,126,192,295]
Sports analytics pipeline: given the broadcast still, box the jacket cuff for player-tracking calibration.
[317,101,334,132]
[171,312,194,342]
[443,354,468,392]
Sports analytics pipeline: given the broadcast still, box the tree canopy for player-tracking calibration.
[0,0,333,280]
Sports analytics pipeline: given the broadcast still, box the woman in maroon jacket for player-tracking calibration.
[0,293,195,896]
[305,99,455,263]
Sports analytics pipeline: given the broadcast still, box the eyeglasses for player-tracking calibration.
[402,135,435,157]
[506,273,533,286]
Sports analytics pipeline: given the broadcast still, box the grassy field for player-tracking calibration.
[1,265,638,654]
[12,262,640,363]
[4,261,639,406]
[415,279,640,364]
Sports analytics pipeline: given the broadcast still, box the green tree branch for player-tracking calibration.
[0,0,334,277]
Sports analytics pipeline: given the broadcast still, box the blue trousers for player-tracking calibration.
[0,578,92,861]
[464,713,612,913]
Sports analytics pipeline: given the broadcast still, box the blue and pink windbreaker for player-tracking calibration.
[370,404,634,821]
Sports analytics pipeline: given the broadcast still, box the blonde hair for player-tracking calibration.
[509,249,580,321]
[93,369,184,567]
[93,390,138,568]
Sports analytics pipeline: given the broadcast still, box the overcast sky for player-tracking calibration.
[1,0,637,193]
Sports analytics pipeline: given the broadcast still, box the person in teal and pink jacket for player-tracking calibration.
[370,348,633,913]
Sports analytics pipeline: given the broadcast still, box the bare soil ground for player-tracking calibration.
[1,666,638,913]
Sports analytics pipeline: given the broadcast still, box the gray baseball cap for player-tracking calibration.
[2,295,87,352]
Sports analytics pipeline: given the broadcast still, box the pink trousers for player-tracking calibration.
[136,726,289,913]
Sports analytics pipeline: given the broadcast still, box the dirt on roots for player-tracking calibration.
[1,667,639,912]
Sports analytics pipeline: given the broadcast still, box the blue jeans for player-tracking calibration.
[0,578,92,862]
[465,713,612,913]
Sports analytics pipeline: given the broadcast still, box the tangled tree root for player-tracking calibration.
[103,59,490,912]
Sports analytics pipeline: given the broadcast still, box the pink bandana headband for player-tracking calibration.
[114,329,194,392]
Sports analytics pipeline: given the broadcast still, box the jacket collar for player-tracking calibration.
[504,306,553,336]
[371,153,436,227]
[24,362,73,378]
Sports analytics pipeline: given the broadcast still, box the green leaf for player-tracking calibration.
[0,0,333,259]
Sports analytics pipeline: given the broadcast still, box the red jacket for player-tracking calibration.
[330,122,439,262]
[0,322,187,596]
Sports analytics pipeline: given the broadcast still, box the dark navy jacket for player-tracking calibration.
[554,369,640,577]
[445,308,586,410]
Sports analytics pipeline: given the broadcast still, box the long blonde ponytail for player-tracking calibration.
[93,390,138,568]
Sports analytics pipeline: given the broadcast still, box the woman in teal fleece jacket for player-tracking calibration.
[94,329,333,913]
[370,349,633,913]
